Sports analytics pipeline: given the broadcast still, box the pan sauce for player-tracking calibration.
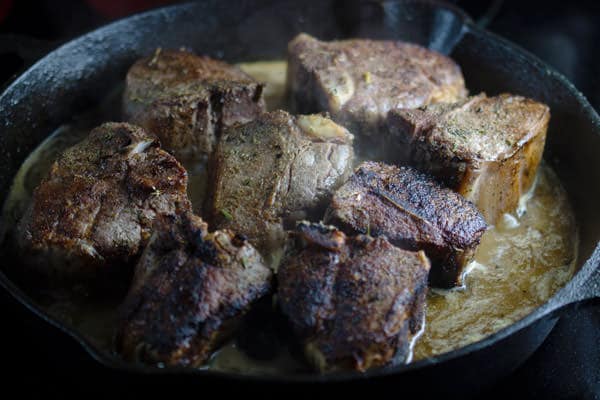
[1,60,577,374]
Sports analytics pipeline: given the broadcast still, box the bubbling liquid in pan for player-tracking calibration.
[1,60,577,375]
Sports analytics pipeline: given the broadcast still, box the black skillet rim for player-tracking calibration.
[0,0,598,383]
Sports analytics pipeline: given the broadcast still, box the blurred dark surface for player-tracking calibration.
[0,0,598,398]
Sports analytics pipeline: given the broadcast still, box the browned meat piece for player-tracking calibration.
[387,93,550,223]
[209,110,354,254]
[117,213,272,367]
[16,122,191,283]
[278,222,430,372]
[287,33,466,141]
[123,49,265,159]
[324,162,487,288]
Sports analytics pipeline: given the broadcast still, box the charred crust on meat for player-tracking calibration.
[15,122,192,287]
[325,161,487,288]
[117,213,273,367]
[232,232,248,247]
[295,221,346,252]
[278,222,430,372]
[190,232,218,264]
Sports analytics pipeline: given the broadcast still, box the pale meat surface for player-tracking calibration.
[209,110,354,254]
[387,93,550,223]
[123,49,265,159]
[287,33,467,138]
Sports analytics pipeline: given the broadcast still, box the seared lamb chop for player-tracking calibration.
[16,122,191,283]
[123,49,265,159]
[387,93,550,223]
[324,162,487,288]
[209,110,354,254]
[278,222,430,372]
[287,33,466,141]
[117,213,272,367]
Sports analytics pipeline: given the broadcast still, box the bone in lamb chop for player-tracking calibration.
[287,33,467,145]
[15,122,191,285]
[123,49,266,160]
[387,93,550,223]
[324,161,487,288]
[209,110,354,255]
[117,213,272,367]
[278,222,430,372]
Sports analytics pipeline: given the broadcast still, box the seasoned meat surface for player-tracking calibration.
[123,49,265,159]
[287,33,467,140]
[387,93,550,223]
[278,222,430,372]
[16,122,191,282]
[209,110,354,254]
[117,213,272,367]
[325,162,487,288]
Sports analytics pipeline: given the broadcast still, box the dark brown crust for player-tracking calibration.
[387,93,550,223]
[209,110,354,253]
[278,222,430,372]
[123,49,265,159]
[117,213,273,367]
[324,161,487,288]
[16,122,191,283]
[287,33,467,139]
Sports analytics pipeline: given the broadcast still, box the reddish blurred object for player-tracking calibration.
[86,0,176,19]
[0,0,13,23]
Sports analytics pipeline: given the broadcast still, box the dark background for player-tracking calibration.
[0,0,598,398]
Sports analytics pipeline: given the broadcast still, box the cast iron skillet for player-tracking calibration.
[0,0,598,394]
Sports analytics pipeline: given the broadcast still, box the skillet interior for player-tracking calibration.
[0,0,598,384]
